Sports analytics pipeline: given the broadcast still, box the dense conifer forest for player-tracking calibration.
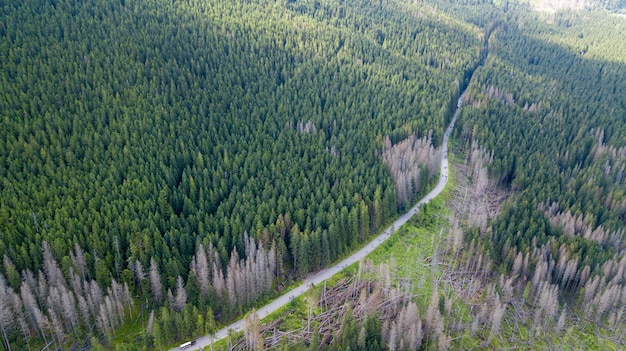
[0,0,481,349]
[1,0,624,349]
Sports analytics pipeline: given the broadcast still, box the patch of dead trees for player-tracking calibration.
[231,259,459,350]
[382,131,441,206]
[0,242,134,351]
[450,140,508,231]
[187,231,278,309]
[540,201,624,249]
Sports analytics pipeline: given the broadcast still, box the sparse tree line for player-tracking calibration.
[0,232,279,350]
[0,242,133,351]
[459,214,626,345]
[455,131,626,345]
[436,141,584,346]
[448,1,626,344]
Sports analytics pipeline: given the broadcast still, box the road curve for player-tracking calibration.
[173,92,466,351]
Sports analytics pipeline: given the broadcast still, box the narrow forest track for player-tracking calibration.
[172,89,468,351]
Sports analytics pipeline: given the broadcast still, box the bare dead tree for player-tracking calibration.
[147,310,155,334]
[243,309,263,351]
[41,241,66,289]
[70,243,88,282]
[212,261,225,298]
[0,274,15,351]
[193,243,211,298]
[172,276,187,313]
[149,257,163,304]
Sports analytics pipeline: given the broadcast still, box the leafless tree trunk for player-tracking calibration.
[0,274,14,351]
[212,262,225,297]
[70,243,88,281]
[147,310,155,334]
[42,241,65,289]
[172,276,187,312]
[244,309,263,351]
[149,257,163,303]
[191,244,211,298]
[487,292,505,343]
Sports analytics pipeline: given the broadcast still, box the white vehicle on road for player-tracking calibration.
[179,340,196,349]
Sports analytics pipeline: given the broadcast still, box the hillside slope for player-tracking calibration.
[0,0,482,349]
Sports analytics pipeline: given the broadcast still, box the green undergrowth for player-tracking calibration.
[490,322,619,350]
[111,305,146,345]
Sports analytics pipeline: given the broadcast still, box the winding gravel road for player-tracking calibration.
[172,92,465,351]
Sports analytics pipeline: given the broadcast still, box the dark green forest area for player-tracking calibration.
[2,0,625,349]
[0,0,483,349]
